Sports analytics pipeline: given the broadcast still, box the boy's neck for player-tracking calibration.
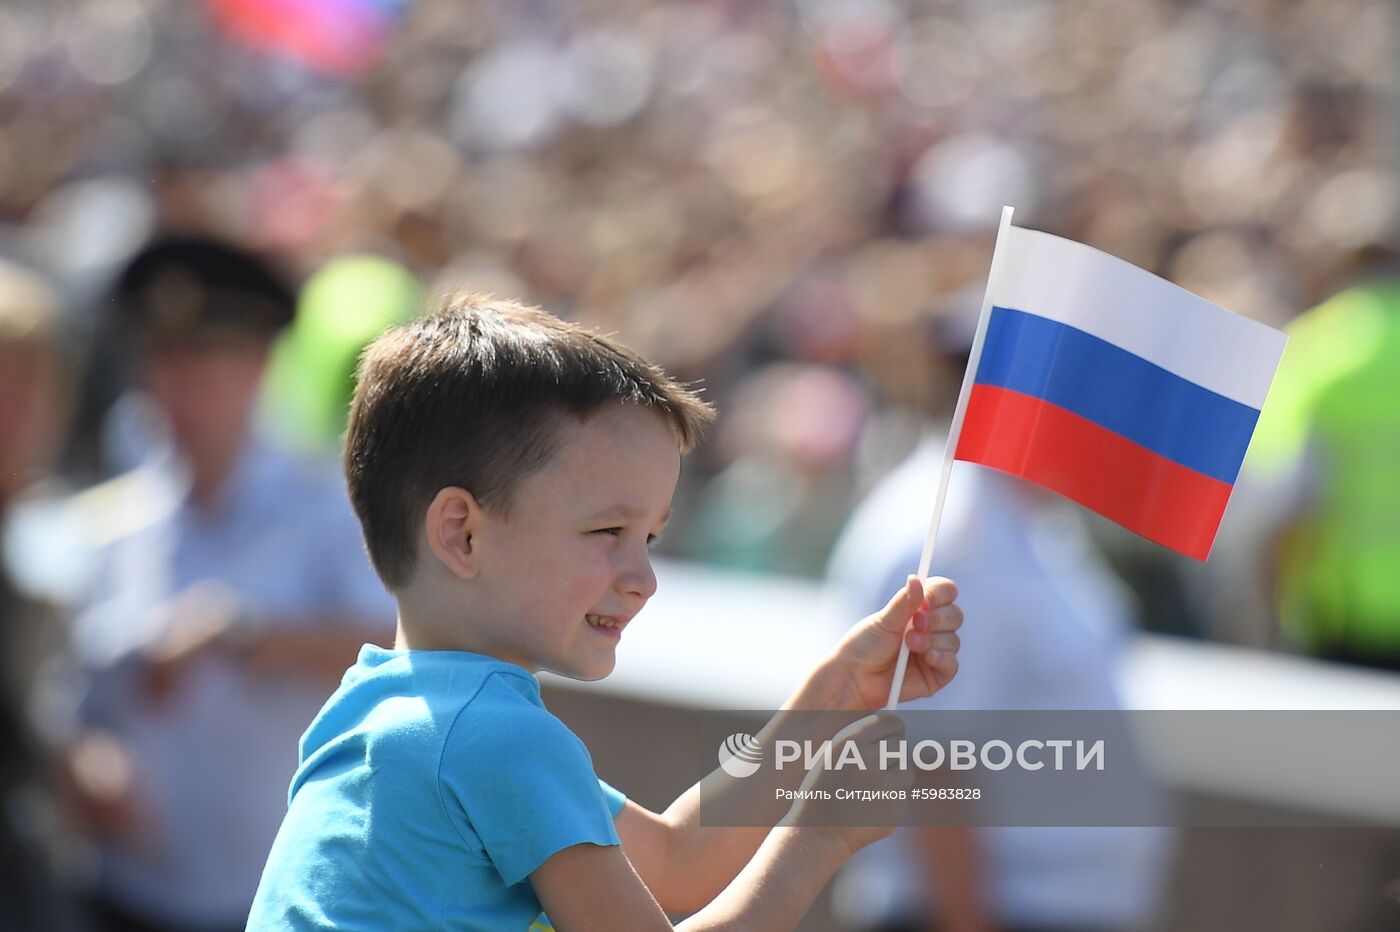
[392,598,539,673]
[392,617,463,653]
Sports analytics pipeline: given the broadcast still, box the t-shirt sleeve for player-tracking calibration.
[439,678,621,887]
[599,778,627,818]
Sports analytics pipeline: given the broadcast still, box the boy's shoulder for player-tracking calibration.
[307,646,579,767]
[434,661,595,774]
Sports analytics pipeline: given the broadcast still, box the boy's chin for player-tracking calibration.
[546,657,616,683]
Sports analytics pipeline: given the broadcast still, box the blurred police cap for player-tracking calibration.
[112,234,295,342]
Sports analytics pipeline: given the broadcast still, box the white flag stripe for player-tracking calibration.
[989,226,1287,410]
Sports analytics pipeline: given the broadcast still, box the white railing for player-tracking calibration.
[546,558,1400,822]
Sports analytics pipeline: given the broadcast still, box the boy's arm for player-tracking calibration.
[619,577,961,913]
[539,715,906,929]
[532,842,672,931]
[616,796,766,915]
[533,828,850,931]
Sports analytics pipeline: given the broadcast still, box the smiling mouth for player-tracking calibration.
[586,614,623,631]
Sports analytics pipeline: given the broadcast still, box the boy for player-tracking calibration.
[249,294,963,929]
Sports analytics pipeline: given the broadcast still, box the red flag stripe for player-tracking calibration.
[955,384,1232,560]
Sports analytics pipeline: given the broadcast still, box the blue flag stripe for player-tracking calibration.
[974,307,1260,485]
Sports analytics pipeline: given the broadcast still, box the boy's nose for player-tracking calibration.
[617,554,658,604]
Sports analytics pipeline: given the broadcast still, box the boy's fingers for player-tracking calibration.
[904,629,960,655]
[858,712,906,742]
[922,576,958,608]
[925,650,959,683]
[872,575,924,634]
[927,602,963,633]
[835,711,905,745]
[926,631,960,654]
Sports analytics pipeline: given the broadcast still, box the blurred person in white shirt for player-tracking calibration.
[826,312,1174,932]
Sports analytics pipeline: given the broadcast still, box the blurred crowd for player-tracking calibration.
[3,0,1400,928]
[4,0,1398,573]
[4,0,1398,586]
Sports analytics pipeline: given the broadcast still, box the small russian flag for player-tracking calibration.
[207,0,407,76]
[954,224,1288,561]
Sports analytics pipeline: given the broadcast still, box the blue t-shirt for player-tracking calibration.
[248,646,626,930]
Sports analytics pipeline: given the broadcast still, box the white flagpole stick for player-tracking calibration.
[884,204,1016,710]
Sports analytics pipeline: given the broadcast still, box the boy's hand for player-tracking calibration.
[818,575,962,711]
[784,712,911,854]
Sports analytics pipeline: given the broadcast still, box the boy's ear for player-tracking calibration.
[424,487,485,580]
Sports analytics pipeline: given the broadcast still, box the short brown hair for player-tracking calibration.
[345,293,716,590]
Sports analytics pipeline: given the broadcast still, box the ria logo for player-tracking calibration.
[718,733,763,778]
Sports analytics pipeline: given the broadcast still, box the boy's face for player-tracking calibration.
[470,402,680,680]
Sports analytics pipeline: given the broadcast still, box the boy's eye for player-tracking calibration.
[591,527,661,547]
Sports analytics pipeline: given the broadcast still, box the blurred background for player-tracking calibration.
[3,0,1397,581]
[2,0,1400,930]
